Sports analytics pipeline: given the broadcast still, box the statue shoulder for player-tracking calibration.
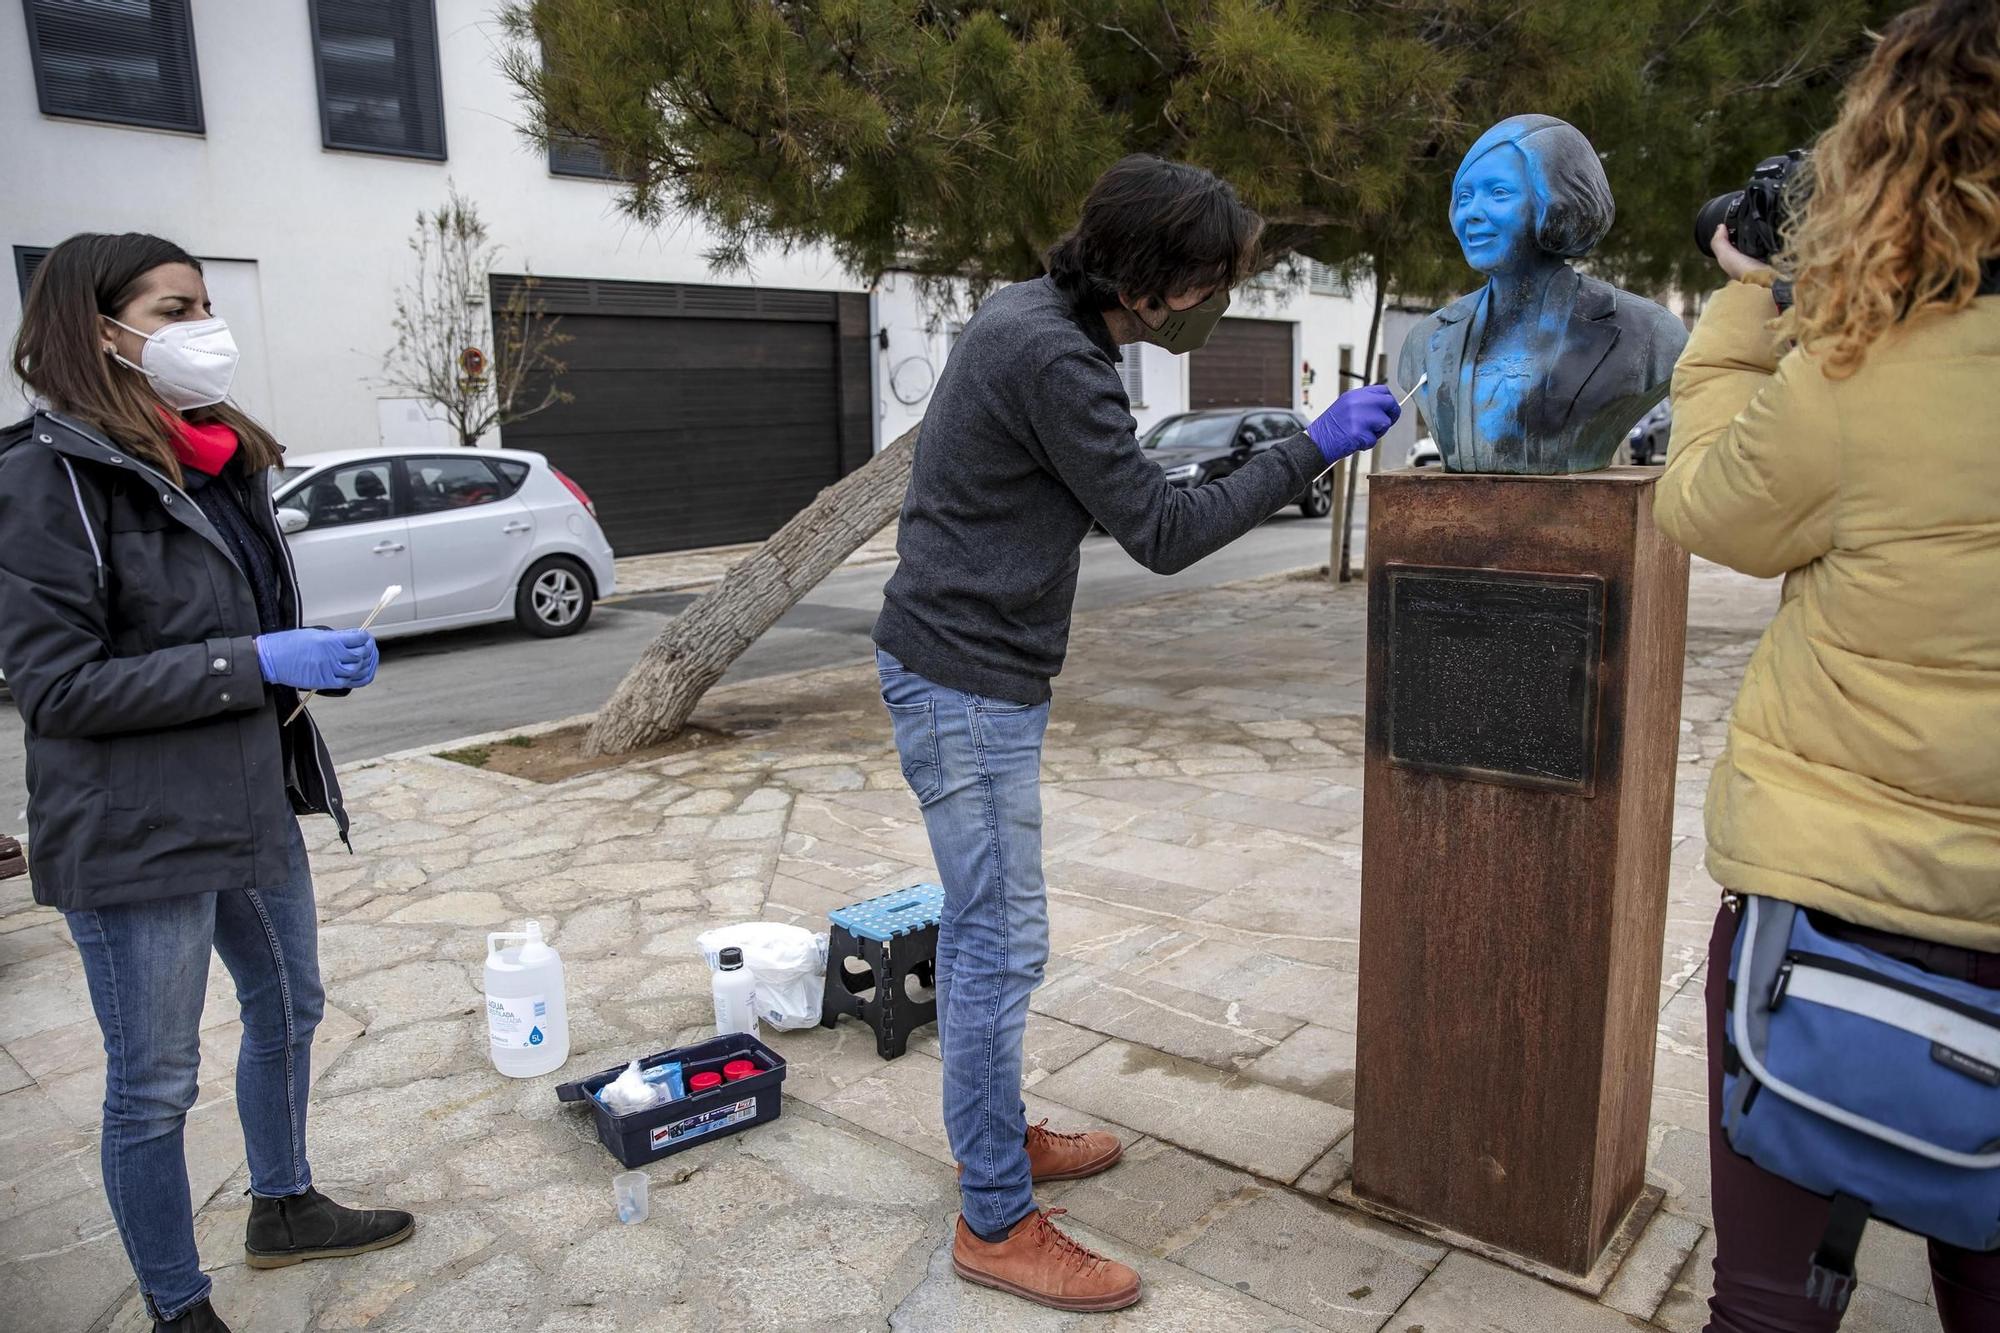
[1582,276,1691,359]
[1398,290,1481,369]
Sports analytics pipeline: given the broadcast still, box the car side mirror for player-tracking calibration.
[276,507,309,535]
[1235,431,1256,452]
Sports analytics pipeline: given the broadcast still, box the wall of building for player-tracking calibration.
[0,0,860,454]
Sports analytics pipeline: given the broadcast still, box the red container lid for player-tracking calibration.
[689,1071,723,1092]
[722,1059,758,1082]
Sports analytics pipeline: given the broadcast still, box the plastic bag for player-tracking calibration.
[695,923,828,1030]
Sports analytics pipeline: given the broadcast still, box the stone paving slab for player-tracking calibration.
[1,557,1946,1331]
[889,1215,1316,1332]
[1031,957,1304,1070]
[1035,1040,1353,1184]
[1164,1187,1444,1330]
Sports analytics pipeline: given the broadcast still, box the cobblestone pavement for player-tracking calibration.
[0,559,1949,1332]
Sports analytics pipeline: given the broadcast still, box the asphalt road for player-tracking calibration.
[0,505,1366,827]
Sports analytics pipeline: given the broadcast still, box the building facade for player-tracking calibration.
[5,0,1388,554]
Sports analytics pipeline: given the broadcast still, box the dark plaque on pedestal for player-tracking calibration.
[1384,568,1604,793]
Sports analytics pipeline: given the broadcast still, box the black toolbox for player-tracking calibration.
[556,1033,786,1167]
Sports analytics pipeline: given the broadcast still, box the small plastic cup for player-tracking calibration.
[612,1170,650,1225]
[722,1059,758,1082]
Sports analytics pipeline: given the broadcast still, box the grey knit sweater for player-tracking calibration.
[873,277,1323,703]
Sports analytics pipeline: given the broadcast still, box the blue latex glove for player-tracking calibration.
[255,628,379,691]
[1307,384,1401,465]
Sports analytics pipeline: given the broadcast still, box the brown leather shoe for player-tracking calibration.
[1026,1119,1122,1182]
[952,1209,1141,1312]
[955,1120,1124,1184]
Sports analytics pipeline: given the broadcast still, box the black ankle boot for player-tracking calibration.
[154,1297,231,1332]
[244,1187,414,1268]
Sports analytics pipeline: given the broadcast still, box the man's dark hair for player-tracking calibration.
[1046,156,1263,310]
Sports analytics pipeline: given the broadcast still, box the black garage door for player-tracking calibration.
[494,276,872,555]
[1189,316,1295,409]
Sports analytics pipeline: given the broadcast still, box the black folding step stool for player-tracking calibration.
[820,883,944,1059]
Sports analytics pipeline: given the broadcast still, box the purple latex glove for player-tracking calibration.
[1307,384,1401,465]
[255,628,379,690]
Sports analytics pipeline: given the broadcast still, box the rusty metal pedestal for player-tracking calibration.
[1352,468,1690,1278]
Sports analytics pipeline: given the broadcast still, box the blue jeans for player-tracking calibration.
[64,821,324,1322]
[877,650,1052,1236]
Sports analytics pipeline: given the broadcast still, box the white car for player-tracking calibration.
[1410,436,1442,468]
[270,447,616,639]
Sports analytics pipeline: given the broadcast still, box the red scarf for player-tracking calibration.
[164,416,240,476]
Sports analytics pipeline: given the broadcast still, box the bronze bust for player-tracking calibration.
[1399,115,1688,474]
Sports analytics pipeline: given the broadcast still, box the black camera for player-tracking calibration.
[1695,150,1807,261]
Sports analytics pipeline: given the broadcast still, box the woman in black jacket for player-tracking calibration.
[0,235,415,1333]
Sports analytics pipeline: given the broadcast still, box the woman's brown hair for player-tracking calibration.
[1783,0,2000,377]
[10,233,283,484]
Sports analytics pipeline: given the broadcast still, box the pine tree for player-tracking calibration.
[499,0,1898,752]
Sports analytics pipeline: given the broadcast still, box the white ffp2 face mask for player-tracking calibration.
[108,316,239,411]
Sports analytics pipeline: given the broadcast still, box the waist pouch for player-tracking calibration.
[1725,896,2000,1309]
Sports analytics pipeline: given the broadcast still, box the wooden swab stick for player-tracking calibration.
[283,583,402,725]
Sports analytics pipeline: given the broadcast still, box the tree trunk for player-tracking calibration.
[583,424,920,757]
[1337,259,1391,583]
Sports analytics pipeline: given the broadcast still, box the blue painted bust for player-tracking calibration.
[1398,115,1688,474]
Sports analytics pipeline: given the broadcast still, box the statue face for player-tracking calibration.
[1451,144,1537,276]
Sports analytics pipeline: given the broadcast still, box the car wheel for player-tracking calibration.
[516,556,593,637]
[1299,475,1334,518]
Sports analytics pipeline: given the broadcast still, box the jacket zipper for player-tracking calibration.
[254,472,350,845]
[1786,950,2000,1032]
[45,413,350,844]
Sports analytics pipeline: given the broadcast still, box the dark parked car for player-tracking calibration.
[1627,399,1671,465]
[1140,406,1334,518]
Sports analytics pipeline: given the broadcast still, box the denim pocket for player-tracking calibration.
[885,699,942,805]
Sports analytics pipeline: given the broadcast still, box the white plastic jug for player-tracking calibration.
[485,920,569,1078]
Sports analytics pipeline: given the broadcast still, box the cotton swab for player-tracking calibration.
[284,583,402,725]
[1313,374,1427,486]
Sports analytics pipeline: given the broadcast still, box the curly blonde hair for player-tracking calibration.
[1783,0,2000,378]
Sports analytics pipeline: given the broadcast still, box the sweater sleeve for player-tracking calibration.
[1653,277,1840,578]
[1027,350,1324,576]
[0,446,266,739]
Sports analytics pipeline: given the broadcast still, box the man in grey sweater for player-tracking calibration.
[872,155,1398,1313]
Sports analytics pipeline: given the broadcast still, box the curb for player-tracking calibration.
[607,550,900,602]
[344,710,600,772]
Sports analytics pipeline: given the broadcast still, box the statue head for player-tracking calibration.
[1450,115,1614,277]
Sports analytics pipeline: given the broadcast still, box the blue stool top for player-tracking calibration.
[829,883,945,942]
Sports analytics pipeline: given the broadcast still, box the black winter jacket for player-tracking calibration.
[0,410,349,910]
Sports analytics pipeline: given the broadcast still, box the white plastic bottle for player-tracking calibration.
[485,920,570,1078]
[711,946,759,1040]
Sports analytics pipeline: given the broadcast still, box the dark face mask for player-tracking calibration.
[1130,290,1231,355]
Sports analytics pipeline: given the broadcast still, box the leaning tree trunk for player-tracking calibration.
[583,424,920,757]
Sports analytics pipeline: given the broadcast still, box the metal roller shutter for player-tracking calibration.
[493,277,872,556]
[1190,317,1295,409]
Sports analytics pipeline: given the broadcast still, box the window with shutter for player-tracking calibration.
[309,0,446,159]
[14,247,52,299]
[550,134,618,180]
[1308,261,1353,297]
[23,0,205,133]
[1117,346,1146,407]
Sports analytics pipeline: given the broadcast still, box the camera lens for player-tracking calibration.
[1694,192,1740,258]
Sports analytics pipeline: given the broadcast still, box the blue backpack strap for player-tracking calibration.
[1807,1192,1869,1312]
[1724,896,1799,1127]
